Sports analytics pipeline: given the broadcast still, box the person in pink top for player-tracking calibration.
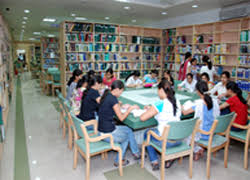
[103,68,117,88]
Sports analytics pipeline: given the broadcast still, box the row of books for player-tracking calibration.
[176,45,192,53]
[142,46,161,53]
[237,81,250,92]
[213,55,226,64]
[164,46,174,53]
[66,52,120,61]
[65,33,93,42]
[194,45,214,54]
[240,30,250,42]
[240,44,250,53]
[238,56,250,66]
[143,53,161,61]
[237,68,250,79]
[164,54,175,62]
[65,23,93,32]
[43,52,59,59]
[193,35,213,44]
[95,34,119,43]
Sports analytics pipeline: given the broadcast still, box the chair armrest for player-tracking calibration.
[88,134,120,151]
[232,123,250,130]
[198,129,211,135]
[84,119,98,134]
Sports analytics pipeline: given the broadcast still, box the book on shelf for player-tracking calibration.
[65,23,93,32]
[120,44,140,52]
[142,45,161,53]
[238,55,250,66]
[143,53,161,62]
[213,55,226,64]
[66,33,93,42]
[237,80,250,92]
[142,37,160,44]
[94,34,119,43]
[94,24,118,34]
[240,30,250,42]
[240,44,249,54]
[176,45,192,53]
[65,43,93,52]
[194,45,214,54]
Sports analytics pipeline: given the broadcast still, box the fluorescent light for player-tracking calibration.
[22,25,25,28]
[124,6,131,10]
[192,5,198,8]
[75,17,87,21]
[132,19,136,23]
[71,13,76,17]
[22,29,25,32]
[43,18,56,22]
[24,9,30,13]
[33,32,41,35]
[105,17,110,20]
[29,38,36,41]
[48,34,55,37]
[23,17,28,20]
[115,0,130,2]
[22,21,26,24]
[161,12,167,15]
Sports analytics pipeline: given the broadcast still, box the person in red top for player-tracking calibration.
[178,52,192,81]
[103,68,117,88]
[220,81,248,131]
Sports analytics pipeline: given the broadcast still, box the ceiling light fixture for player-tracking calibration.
[22,25,25,28]
[132,19,136,23]
[124,6,131,10]
[75,17,87,21]
[161,12,167,15]
[71,13,76,17]
[22,21,26,24]
[115,0,130,2]
[23,17,28,20]
[48,34,55,37]
[43,18,56,22]
[105,17,110,20]
[33,32,41,35]
[192,5,198,8]
[24,9,30,13]
[29,38,36,41]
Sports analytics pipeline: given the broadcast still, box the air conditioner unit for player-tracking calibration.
[220,2,250,21]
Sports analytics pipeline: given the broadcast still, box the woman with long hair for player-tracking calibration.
[125,71,142,88]
[199,55,216,82]
[178,52,192,81]
[66,69,83,101]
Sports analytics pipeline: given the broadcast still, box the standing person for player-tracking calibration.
[66,69,83,101]
[177,73,197,93]
[143,70,159,84]
[71,75,88,114]
[220,81,248,131]
[200,72,215,90]
[199,55,216,82]
[178,52,192,81]
[187,58,199,80]
[208,71,230,100]
[162,70,174,87]
[182,81,220,160]
[140,79,182,170]
[98,80,140,166]
[78,75,103,124]
[125,71,142,88]
[103,68,117,88]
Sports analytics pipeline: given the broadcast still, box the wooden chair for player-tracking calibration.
[51,72,61,97]
[229,112,250,169]
[197,112,236,179]
[141,118,200,180]
[56,91,64,129]
[70,112,123,180]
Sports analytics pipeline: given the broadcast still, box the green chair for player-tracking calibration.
[70,112,123,180]
[229,117,250,170]
[197,112,236,179]
[174,80,182,89]
[141,118,200,180]
[52,72,61,96]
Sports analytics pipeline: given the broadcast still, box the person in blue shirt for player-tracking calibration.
[182,81,220,161]
[98,80,140,167]
[143,70,159,84]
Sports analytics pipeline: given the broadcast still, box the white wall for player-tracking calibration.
[144,8,221,28]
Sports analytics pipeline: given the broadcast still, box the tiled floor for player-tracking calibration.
[0,73,250,180]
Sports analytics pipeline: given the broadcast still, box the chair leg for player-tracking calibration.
[101,153,105,160]
[189,152,193,178]
[141,144,146,168]
[244,140,249,169]
[213,152,216,158]
[59,113,63,128]
[224,142,229,168]
[105,152,108,159]
[68,124,73,150]
[86,156,90,180]
[63,121,66,139]
[52,86,55,96]
[160,157,165,180]
[73,145,78,169]
[118,149,123,176]
[206,148,212,179]
[178,157,183,165]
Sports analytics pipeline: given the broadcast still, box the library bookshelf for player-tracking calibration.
[60,21,162,96]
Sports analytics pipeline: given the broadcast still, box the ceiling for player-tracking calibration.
[0,0,248,42]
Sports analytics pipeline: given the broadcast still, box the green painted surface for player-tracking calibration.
[14,78,30,180]
[104,163,157,180]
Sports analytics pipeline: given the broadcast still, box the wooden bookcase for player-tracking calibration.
[162,17,250,92]
[41,37,60,71]
[60,21,162,96]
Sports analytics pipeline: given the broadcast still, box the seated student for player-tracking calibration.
[125,71,142,88]
[220,81,248,131]
[66,69,83,101]
[201,72,214,90]
[182,81,220,160]
[140,79,182,170]
[187,58,199,80]
[208,71,230,100]
[98,80,140,166]
[178,73,197,93]
[143,70,158,84]
[87,70,96,79]
[103,68,117,88]
[78,75,102,126]
[71,75,88,114]
[162,70,174,87]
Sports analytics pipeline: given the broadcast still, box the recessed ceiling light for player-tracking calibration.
[29,38,36,41]
[22,25,25,28]
[33,32,41,35]
[24,9,30,13]
[192,5,198,8]
[161,12,167,15]
[22,21,26,24]
[43,18,56,22]
[22,29,25,32]
[75,17,87,21]
[23,17,28,20]
[124,6,131,10]
[71,13,76,17]
[105,17,110,20]
[48,34,55,37]
[132,19,136,23]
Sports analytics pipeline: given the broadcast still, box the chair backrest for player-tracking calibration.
[48,67,59,73]
[55,89,61,97]
[52,73,61,83]
[214,112,235,134]
[167,118,198,140]
[70,112,85,138]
